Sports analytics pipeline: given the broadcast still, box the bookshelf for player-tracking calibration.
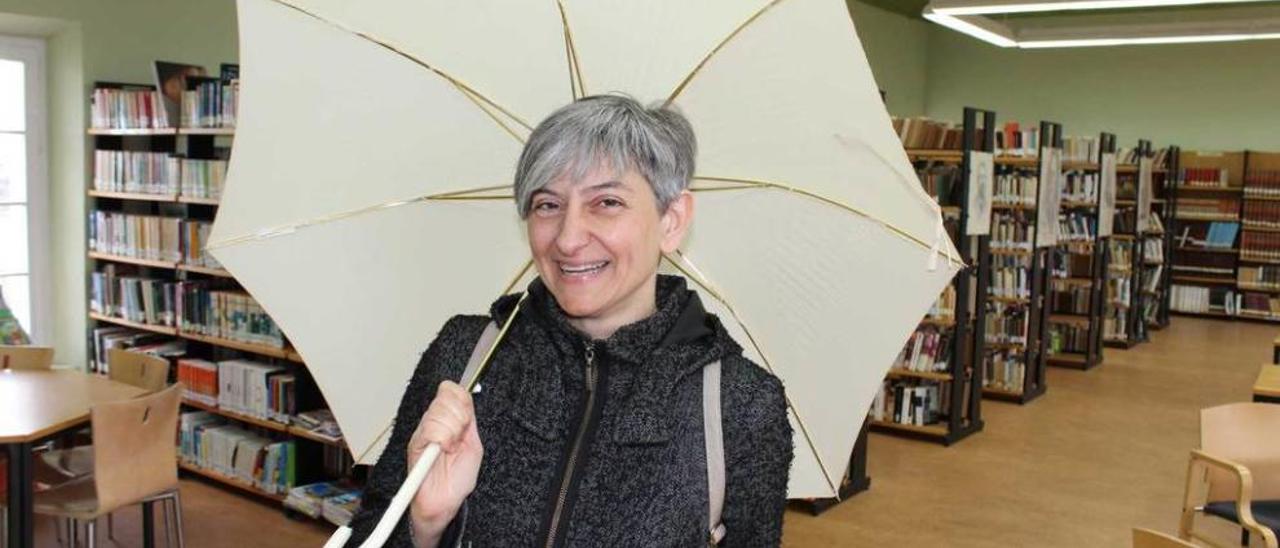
[1106,141,1158,346]
[978,120,1057,404]
[86,77,356,511]
[1044,133,1108,370]
[1170,151,1246,319]
[877,108,991,445]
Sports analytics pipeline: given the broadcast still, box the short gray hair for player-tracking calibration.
[513,95,697,217]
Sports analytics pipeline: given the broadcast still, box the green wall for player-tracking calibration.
[0,0,237,368]
[846,0,931,117]
[923,21,1280,151]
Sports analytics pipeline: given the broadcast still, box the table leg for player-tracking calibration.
[142,500,156,548]
[5,442,33,548]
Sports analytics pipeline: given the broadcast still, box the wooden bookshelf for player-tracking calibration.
[1169,150,1244,322]
[87,78,352,509]
[87,190,178,202]
[876,108,989,446]
[89,312,179,336]
[179,462,286,502]
[88,251,177,270]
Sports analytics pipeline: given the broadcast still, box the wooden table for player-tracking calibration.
[1,369,146,547]
[1255,364,1280,404]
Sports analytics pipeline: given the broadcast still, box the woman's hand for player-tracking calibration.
[407,380,484,547]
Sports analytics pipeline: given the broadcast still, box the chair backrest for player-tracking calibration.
[1201,402,1280,501]
[1132,527,1195,548]
[0,345,54,370]
[91,384,182,513]
[107,348,170,392]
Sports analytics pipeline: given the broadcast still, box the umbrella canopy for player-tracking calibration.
[211,0,962,500]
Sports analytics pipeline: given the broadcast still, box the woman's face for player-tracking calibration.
[526,161,691,325]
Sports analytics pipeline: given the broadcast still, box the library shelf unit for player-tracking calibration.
[1169,150,1251,321]
[1044,133,1110,371]
[1105,140,1176,347]
[85,79,356,511]
[977,120,1058,405]
[877,107,992,446]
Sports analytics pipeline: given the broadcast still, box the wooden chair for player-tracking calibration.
[1134,527,1195,547]
[33,384,186,548]
[1179,403,1280,548]
[0,345,53,370]
[106,348,171,392]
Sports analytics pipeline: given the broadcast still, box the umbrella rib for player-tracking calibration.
[692,175,967,269]
[268,0,532,143]
[664,0,787,106]
[206,184,514,250]
[661,251,841,498]
[555,0,587,99]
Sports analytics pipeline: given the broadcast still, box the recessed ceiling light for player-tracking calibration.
[930,0,1275,16]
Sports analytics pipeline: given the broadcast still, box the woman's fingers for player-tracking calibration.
[411,381,476,456]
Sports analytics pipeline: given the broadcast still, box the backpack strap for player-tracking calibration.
[459,322,501,388]
[703,360,727,545]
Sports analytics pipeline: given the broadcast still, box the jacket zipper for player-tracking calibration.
[544,341,598,548]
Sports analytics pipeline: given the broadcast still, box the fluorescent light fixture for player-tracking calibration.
[1019,32,1280,46]
[931,0,1274,16]
[922,10,1019,46]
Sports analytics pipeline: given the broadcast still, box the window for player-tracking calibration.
[0,36,48,344]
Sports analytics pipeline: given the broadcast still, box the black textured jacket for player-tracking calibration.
[348,275,793,547]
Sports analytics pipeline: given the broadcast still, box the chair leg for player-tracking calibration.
[172,491,186,548]
[107,512,114,541]
[86,519,96,548]
[69,518,78,547]
[162,497,174,548]
[1242,528,1250,546]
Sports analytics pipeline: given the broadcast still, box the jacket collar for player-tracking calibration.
[488,275,730,445]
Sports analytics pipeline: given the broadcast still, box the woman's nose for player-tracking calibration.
[555,206,591,255]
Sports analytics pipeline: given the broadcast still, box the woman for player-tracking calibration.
[348,95,793,547]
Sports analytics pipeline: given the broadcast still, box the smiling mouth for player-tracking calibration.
[559,261,609,275]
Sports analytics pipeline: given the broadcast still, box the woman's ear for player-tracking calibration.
[659,190,694,254]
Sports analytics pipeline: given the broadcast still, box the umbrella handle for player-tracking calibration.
[323,442,443,548]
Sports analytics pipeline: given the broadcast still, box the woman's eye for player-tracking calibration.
[599,198,623,208]
[534,201,560,213]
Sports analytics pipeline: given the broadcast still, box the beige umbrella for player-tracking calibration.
[210,0,962,544]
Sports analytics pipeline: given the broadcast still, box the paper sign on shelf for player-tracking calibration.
[1098,152,1117,237]
[1035,148,1062,248]
[966,150,995,236]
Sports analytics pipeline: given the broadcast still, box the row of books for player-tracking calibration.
[1062,136,1099,164]
[178,358,220,406]
[1059,171,1098,203]
[893,117,963,150]
[1107,276,1132,308]
[994,173,1038,207]
[216,359,295,422]
[184,76,239,128]
[1171,285,1240,315]
[1241,232,1280,262]
[1243,201,1280,229]
[890,327,951,373]
[1144,238,1165,263]
[90,326,185,375]
[984,352,1026,392]
[916,166,962,206]
[926,285,957,321]
[1118,147,1171,168]
[90,267,177,327]
[178,412,297,495]
[92,150,227,199]
[1176,222,1240,250]
[285,482,363,527]
[1239,265,1280,290]
[1045,323,1088,355]
[1180,168,1231,188]
[984,302,1029,345]
[1049,284,1091,316]
[871,380,944,427]
[1244,170,1280,197]
[178,285,286,349]
[1108,239,1133,267]
[89,211,220,268]
[1177,198,1240,220]
[1145,265,1165,294]
[995,122,1040,157]
[90,86,165,130]
[1057,211,1097,243]
[1103,311,1129,341]
[990,259,1031,299]
[991,212,1035,251]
